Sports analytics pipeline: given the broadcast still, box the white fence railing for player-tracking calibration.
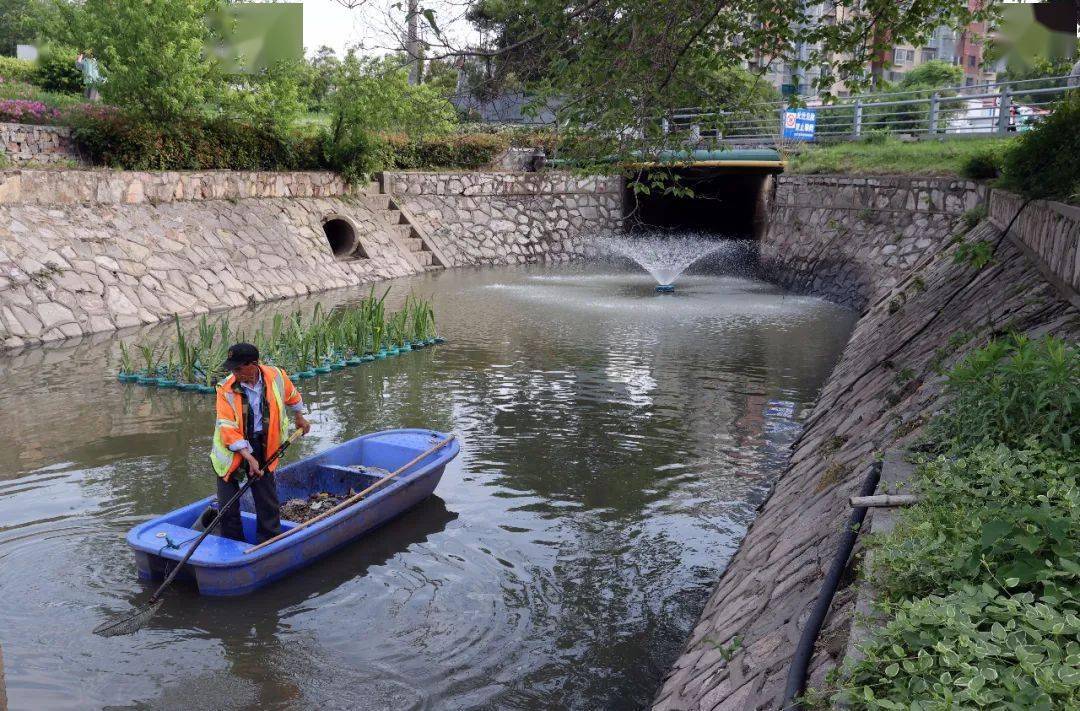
[664,74,1077,144]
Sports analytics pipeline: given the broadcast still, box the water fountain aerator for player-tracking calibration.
[655,284,675,293]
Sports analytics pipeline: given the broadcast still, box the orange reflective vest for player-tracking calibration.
[210,364,302,480]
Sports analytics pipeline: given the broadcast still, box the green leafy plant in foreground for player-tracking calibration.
[839,583,1080,709]
[926,334,1079,452]
[830,335,1080,709]
[869,445,1079,604]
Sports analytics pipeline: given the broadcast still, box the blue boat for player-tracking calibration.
[127,428,460,596]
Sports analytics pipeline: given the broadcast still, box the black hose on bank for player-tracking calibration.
[781,459,882,710]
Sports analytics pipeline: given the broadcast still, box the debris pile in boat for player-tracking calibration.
[280,493,349,523]
[279,466,392,523]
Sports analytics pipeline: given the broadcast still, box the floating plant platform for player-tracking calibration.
[116,288,444,395]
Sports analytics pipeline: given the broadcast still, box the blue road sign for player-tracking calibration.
[782,108,816,141]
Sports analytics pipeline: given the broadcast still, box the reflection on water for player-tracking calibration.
[0,264,854,710]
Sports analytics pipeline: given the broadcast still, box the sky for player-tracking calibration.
[300,0,479,58]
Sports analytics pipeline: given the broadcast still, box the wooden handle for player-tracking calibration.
[849,494,918,508]
[244,433,456,554]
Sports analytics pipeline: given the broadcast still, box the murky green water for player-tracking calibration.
[0,264,854,710]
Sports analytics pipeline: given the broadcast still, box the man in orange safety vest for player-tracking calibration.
[211,343,311,543]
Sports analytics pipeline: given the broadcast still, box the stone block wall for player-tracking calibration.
[654,179,1079,710]
[990,189,1080,308]
[0,171,414,348]
[0,123,81,165]
[385,171,623,266]
[0,168,347,205]
[760,175,987,309]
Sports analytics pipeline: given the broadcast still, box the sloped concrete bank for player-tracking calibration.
[0,169,619,348]
[654,176,1080,710]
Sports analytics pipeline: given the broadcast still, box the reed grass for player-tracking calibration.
[116,290,439,390]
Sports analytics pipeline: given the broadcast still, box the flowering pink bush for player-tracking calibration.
[0,99,62,125]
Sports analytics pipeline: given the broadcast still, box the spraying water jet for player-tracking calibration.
[596,232,752,291]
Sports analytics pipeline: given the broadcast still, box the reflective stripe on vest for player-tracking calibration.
[268,367,288,442]
[210,390,241,478]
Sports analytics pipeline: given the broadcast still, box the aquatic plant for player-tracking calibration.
[121,288,440,392]
[118,341,134,374]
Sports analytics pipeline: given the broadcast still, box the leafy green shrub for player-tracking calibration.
[1000,92,1080,201]
[33,45,83,94]
[959,146,1003,180]
[871,445,1079,602]
[71,111,322,171]
[387,133,511,170]
[0,57,36,83]
[952,239,994,269]
[839,583,1080,709]
[926,334,1079,452]
[960,204,987,231]
[319,129,390,184]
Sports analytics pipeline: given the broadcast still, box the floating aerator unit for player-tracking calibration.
[655,284,675,293]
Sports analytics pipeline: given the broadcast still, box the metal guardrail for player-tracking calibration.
[664,74,1078,145]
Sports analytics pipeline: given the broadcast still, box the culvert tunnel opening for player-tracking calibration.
[618,167,778,282]
[626,168,773,239]
[323,217,360,258]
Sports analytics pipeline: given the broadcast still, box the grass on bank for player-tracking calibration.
[788,136,1018,177]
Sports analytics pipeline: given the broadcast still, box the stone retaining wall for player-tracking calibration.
[0,123,81,166]
[654,180,1079,710]
[0,171,410,348]
[760,175,988,309]
[0,168,347,205]
[385,171,623,266]
[990,190,1080,308]
[1,169,625,348]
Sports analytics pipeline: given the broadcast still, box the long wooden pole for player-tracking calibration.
[244,434,456,554]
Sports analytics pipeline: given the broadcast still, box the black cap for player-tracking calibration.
[222,342,259,371]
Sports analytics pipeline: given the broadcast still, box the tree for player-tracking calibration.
[393,0,991,161]
[0,0,53,56]
[899,59,963,89]
[50,0,223,120]
[304,45,341,111]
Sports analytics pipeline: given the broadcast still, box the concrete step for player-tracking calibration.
[386,224,412,240]
[404,237,424,252]
[414,250,433,266]
[355,194,393,210]
[356,181,382,196]
[424,264,443,271]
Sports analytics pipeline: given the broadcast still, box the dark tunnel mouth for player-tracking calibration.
[323,217,359,258]
[625,168,774,238]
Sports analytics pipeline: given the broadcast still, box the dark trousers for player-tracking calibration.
[215,433,281,544]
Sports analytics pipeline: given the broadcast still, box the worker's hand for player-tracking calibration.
[241,449,263,479]
[294,412,312,436]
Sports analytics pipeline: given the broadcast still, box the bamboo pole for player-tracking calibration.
[849,494,919,508]
[244,434,456,554]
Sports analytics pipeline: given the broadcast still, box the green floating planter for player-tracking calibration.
[346,357,363,366]
[434,337,447,344]
[177,383,198,391]
[314,366,332,374]
[197,384,216,394]
[118,373,138,382]
[136,376,158,385]
[400,344,412,352]
[361,355,375,363]
[158,379,177,388]
[375,351,387,359]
